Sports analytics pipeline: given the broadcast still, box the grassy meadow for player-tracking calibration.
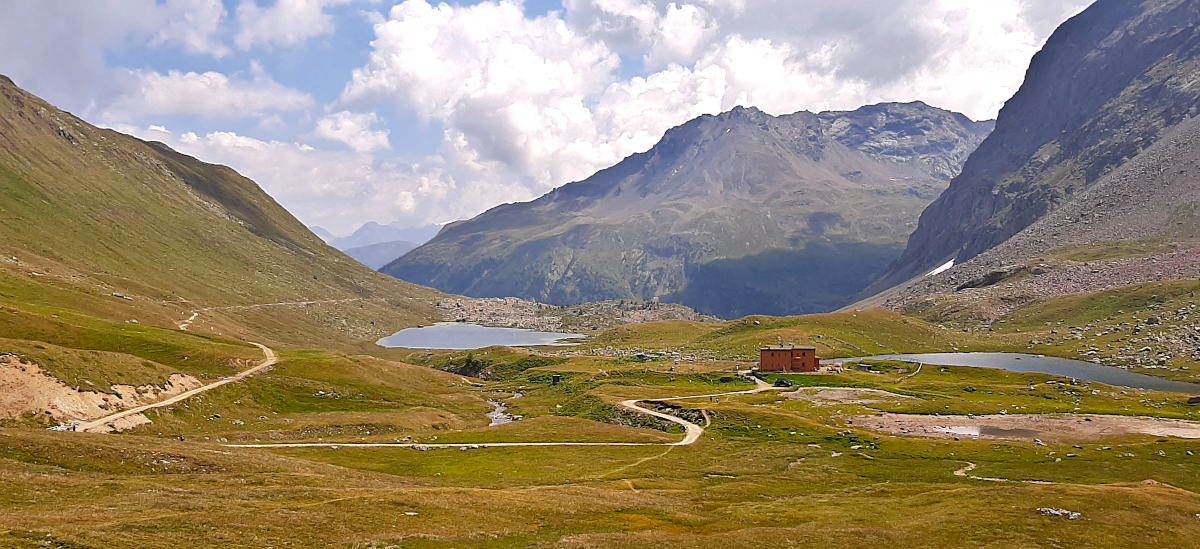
[5,237,1200,546]
[4,349,1200,547]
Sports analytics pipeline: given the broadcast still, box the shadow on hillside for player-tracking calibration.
[666,242,903,319]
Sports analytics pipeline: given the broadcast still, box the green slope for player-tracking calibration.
[0,74,442,347]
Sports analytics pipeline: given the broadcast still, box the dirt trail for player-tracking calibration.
[953,462,1053,485]
[176,298,378,330]
[74,343,276,433]
[228,376,780,449]
[202,298,375,312]
[177,311,199,330]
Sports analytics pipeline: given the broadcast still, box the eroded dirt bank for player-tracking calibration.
[0,353,201,429]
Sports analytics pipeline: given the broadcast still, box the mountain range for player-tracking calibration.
[8,1,1200,544]
[344,239,418,270]
[308,221,437,270]
[325,221,442,252]
[384,102,993,318]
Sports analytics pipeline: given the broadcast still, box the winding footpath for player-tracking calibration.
[74,343,277,433]
[953,461,1053,485]
[161,304,767,450]
[175,298,378,331]
[227,377,781,449]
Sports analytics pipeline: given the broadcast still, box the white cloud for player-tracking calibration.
[562,0,660,53]
[645,3,718,68]
[566,0,1096,120]
[153,0,230,57]
[235,0,350,49]
[2,0,1095,234]
[331,0,1093,228]
[343,0,621,188]
[102,63,314,121]
[0,0,230,113]
[314,111,390,152]
[110,124,529,234]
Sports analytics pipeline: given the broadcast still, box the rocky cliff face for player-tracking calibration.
[383,102,991,318]
[877,114,1200,320]
[870,0,1200,294]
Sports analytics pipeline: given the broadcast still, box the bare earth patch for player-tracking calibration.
[0,354,200,430]
[783,387,915,406]
[852,412,1200,441]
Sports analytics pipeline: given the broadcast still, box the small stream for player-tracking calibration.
[823,352,1200,394]
[486,392,524,427]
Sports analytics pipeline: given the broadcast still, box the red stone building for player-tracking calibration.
[758,345,820,373]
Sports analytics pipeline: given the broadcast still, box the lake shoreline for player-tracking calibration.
[824,352,1200,394]
[377,322,587,350]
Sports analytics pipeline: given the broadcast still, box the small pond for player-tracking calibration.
[377,322,586,350]
[822,352,1200,394]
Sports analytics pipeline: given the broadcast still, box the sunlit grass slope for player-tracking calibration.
[587,309,1022,359]
[0,74,441,348]
[5,347,1200,547]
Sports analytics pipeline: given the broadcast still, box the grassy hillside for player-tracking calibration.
[5,341,1200,547]
[582,294,1200,385]
[6,246,1200,547]
[0,74,441,351]
[584,309,1019,360]
[0,75,456,435]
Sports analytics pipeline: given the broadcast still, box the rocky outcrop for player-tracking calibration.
[436,296,715,333]
[385,102,991,318]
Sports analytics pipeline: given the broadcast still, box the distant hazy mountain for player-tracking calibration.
[869,0,1200,294]
[345,240,418,270]
[330,221,441,252]
[384,102,992,318]
[309,225,335,243]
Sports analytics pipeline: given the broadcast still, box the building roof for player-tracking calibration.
[760,345,816,351]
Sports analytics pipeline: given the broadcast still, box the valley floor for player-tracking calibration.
[5,333,1200,547]
[5,266,1200,547]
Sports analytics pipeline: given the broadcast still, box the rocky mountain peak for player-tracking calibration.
[384,99,992,318]
[723,105,766,118]
[817,102,995,181]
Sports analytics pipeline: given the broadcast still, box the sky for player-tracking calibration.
[0,0,1093,236]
